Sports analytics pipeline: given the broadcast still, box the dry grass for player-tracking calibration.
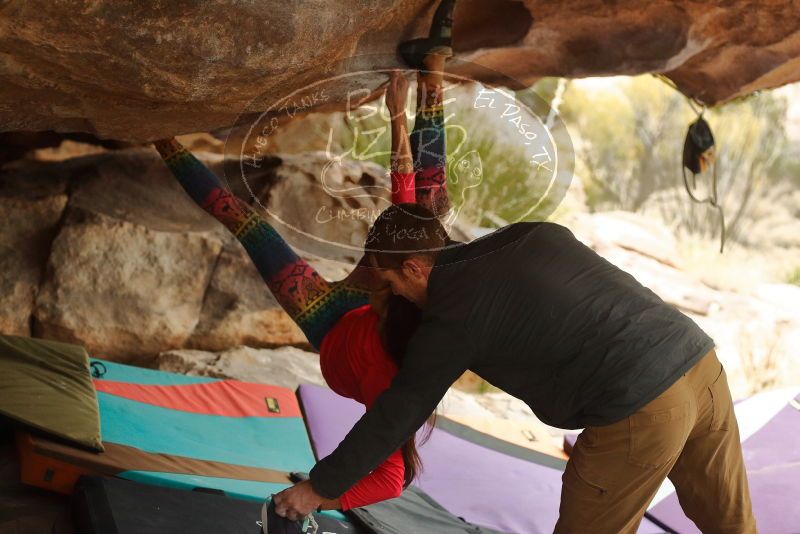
[675,234,800,291]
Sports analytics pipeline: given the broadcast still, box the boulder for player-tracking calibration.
[259,152,392,263]
[28,149,228,362]
[0,179,67,336]
[33,209,222,364]
[690,285,800,396]
[185,246,307,351]
[3,146,392,360]
[572,211,681,267]
[0,166,68,333]
[156,346,326,391]
[1,1,798,141]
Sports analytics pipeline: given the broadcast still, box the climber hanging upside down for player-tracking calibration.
[153,3,456,530]
[271,2,755,532]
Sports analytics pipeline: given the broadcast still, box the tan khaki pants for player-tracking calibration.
[555,350,757,534]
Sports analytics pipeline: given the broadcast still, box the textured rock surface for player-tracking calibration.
[0,179,67,336]
[572,212,721,315]
[1,146,389,361]
[157,346,327,391]
[184,246,307,351]
[259,153,393,263]
[29,149,224,362]
[34,209,221,363]
[456,1,800,104]
[1,1,798,141]
[186,244,359,351]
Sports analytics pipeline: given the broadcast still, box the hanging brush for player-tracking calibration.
[682,100,726,252]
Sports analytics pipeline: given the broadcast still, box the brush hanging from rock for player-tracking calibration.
[682,102,726,252]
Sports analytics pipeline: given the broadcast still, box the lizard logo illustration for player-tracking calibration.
[226,55,573,261]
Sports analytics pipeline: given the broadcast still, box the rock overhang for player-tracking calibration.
[0,0,798,142]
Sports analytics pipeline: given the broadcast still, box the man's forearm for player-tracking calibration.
[309,372,461,497]
[318,497,342,510]
[309,317,472,499]
[308,379,432,498]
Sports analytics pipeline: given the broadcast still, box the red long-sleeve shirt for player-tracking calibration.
[391,171,416,205]
[318,304,404,510]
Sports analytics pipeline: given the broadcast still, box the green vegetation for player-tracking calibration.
[443,109,563,226]
[559,75,798,245]
[335,83,569,228]
[334,75,798,244]
[787,267,800,286]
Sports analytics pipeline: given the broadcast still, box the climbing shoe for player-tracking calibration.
[398,0,456,69]
[429,0,455,41]
[398,37,453,70]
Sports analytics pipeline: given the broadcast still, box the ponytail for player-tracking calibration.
[400,413,435,487]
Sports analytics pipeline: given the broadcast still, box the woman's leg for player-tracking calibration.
[408,0,455,216]
[410,52,451,216]
[386,71,416,204]
[154,138,368,349]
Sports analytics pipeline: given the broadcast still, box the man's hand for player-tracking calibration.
[272,480,325,521]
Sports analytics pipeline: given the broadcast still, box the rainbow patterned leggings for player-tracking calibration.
[410,82,447,210]
[154,138,369,349]
[154,86,447,349]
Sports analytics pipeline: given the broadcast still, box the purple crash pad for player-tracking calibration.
[297,384,664,534]
[649,394,800,534]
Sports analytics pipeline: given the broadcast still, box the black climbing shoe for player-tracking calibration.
[261,498,318,534]
[429,0,455,41]
[398,37,453,70]
[397,0,456,69]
